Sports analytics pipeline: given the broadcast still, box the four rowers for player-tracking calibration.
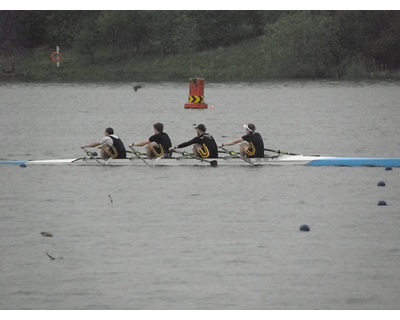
[82,123,264,160]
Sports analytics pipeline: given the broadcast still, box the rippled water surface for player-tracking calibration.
[1,81,400,309]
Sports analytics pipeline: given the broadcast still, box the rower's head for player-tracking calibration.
[194,124,206,136]
[244,123,255,134]
[105,127,114,136]
[153,122,164,134]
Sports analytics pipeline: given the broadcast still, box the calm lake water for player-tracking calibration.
[1,81,400,310]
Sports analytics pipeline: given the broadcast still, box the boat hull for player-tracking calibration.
[1,155,400,167]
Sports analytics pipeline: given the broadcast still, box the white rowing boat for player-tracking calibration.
[1,154,400,167]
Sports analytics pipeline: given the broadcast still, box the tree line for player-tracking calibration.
[1,11,399,78]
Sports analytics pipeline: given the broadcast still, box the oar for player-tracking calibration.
[82,148,105,166]
[72,150,100,163]
[126,149,147,155]
[173,150,218,167]
[71,157,85,164]
[264,148,300,156]
[219,146,259,166]
[264,148,320,157]
[129,146,151,166]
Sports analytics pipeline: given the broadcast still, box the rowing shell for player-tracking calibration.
[1,155,400,167]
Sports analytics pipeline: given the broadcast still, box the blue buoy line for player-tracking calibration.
[0,161,28,166]
[307,158,400,167]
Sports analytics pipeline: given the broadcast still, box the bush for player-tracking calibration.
[264,12,343,78]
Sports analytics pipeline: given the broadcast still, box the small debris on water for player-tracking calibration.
[377,181,386,187]
[109,194,113,206]
[46,251,55,261]
[133,84,143,91]
[41,232,53,237]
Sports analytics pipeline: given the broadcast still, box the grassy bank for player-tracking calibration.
[1,37,399,83]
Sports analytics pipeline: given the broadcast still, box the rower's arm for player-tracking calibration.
[82,142,101,148]
[132,140,150,147]
[175,137,199,149]
[221,138,243,147]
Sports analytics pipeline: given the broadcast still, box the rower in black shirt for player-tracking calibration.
[221,123,264,158]
[131,122,173,159]
[170,124,219,158]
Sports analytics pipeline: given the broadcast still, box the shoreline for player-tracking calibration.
[2,42,399,84]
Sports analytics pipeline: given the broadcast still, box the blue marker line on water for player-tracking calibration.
[307,158,400,168]
[0,161,28,166]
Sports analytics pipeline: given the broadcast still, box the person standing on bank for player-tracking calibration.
[169,124,219,158]
[131,122,173,159]
[81,127,127,160]
[221,123,264,158]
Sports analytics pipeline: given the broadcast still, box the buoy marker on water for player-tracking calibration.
[300,224,310,232]
[184,78,208,109]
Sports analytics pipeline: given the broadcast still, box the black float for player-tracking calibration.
[299,224,310,232]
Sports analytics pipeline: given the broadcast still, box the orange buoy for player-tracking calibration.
[184,78,208,109]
